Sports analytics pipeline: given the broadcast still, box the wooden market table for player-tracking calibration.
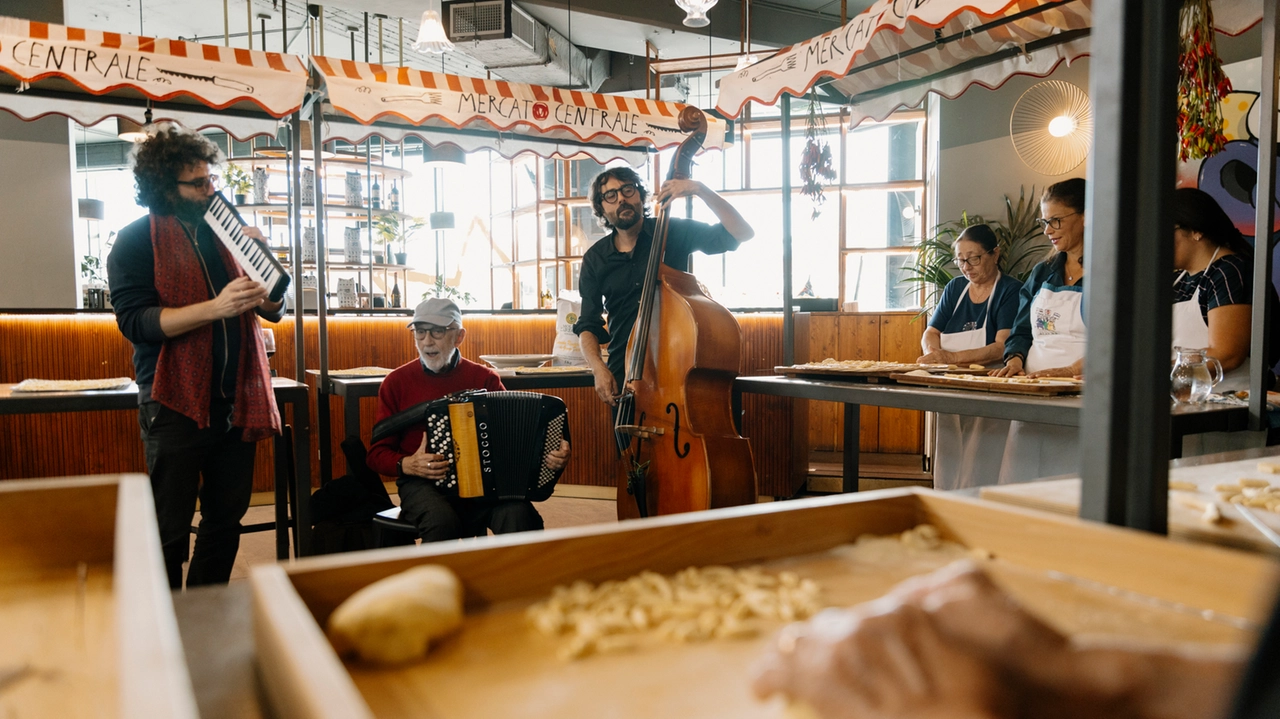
[0,378,315,557]
[733,375,1251,492]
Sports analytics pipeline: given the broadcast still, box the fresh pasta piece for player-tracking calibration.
[1257,461,1280,474]
[1239,478,1273,488]
[1168,480,1199,491]
[327,565,463,665]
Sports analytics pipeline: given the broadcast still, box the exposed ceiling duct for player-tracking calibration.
[442,0,609,91]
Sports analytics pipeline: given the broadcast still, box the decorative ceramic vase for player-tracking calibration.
[302,226,316,263]
[344,226,362,264]
[253,167,268,204]
[301,167,315,206]
[336,277,359,309]
[344,171,362,207]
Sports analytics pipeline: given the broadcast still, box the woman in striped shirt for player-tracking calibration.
[1170,187,1254,389]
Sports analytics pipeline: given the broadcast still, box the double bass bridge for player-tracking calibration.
[615,424,665,440]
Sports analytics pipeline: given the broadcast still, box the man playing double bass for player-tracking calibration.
[574,167,754,406]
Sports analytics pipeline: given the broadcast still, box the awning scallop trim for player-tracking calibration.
[0,15,308,117]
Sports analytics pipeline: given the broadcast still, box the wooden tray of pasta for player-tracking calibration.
[0,474,197,719]
[250,490,1280,719]
[890,371,1083,395]
[775,360,990,381]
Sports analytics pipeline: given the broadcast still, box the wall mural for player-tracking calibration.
[1177,58,1280,240]
[1176,57,1280,307]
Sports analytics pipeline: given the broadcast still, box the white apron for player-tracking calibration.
[999,280,1087,483]
[1170,250,1251,392]
[932,277,1011,490]
[1171,254,1265,454]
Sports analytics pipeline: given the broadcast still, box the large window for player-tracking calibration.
[686,107,926,311]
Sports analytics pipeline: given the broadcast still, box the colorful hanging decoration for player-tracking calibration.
[799,91,837,220]
[1176,0,1232,161]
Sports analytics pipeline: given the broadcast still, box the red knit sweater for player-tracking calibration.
[365,355,505,477]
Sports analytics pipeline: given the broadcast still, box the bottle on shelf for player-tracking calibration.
[391,280,401,308]
[371,177,382,210]
[389,181,400,212]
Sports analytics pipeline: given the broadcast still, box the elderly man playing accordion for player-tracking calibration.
[366,298,571,542]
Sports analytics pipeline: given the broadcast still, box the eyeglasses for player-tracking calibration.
[955,251,992,268]
[411,324,459,339]
[1035,211,1079,230]
[600,183,639,205]
[175,175,220,191]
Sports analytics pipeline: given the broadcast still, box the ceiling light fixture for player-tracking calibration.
[117,105,153,143]
[676,0,718,28]
[413,0,454,54]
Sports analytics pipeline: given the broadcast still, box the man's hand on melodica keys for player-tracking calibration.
[209,276,269,319]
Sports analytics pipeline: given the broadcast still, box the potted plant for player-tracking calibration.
[425,276,476,306]
[374,214,425,265]
[901,185,1049,315]
[222,164,253,205]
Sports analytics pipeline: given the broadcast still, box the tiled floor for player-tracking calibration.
[193,493,620,583]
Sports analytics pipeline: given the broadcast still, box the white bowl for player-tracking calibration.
[479,354,555,369]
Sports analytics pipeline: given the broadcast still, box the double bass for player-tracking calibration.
[613,106,757,519]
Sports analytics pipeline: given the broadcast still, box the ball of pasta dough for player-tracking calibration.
[326,564,464,664]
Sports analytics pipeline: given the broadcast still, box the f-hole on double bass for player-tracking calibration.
[613,106,757,519]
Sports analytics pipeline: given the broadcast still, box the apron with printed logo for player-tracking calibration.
[933,276,1011,490]
[1000,278,1087,483]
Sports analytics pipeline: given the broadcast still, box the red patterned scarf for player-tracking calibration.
[150,213,280,442]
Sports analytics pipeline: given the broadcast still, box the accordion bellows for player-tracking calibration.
[373,391,570,502]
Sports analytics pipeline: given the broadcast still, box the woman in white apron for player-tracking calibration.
[994,179,1088,483]
[1169,187,1262,454]
[918,225,1022,489]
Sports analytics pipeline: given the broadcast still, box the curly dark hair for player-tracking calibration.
[130,124,223,214]
[590,167,649,229]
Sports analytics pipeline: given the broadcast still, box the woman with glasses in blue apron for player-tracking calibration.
[918,224,1022,489]
[1171,187,1273,454]
[993,179,1087,483]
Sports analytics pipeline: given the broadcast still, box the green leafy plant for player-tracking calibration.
[80,230,116,285]
[221,164,253,196]
[423,276,476,306]
[901,185,1050,315]
[374,214,426,254]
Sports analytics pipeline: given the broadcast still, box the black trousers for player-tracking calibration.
[139,400,257,589]
[397,477,543,542]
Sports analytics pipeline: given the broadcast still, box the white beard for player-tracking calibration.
[419,347,455,373]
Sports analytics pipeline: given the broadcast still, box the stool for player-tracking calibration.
[371,506,418,548]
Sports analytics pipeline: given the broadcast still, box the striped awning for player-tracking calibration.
[716,0,1093,121]
[0,16,309,118]
[313,56,727,152]
[715,0,1262,127]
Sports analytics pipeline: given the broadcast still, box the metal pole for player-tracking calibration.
[1078,0,1179,532]
[312,106,333,486]
[781,93,794,366]
[290,112,306,384]
[1250,0,1279,431]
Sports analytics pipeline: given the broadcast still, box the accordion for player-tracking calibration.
[372,390,569,501]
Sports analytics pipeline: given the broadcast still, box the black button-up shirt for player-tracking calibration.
[572,216,739,384]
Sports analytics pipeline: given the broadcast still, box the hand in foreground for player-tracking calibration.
[751,579,1016,719]
[989,357,1024,378]
[401,434,449,480]
[546,440,571,471]
[242,226,267,243]
[591,365,619,405]
[917,351,955,365]
[210,276,268,319]
[654,178,705,207]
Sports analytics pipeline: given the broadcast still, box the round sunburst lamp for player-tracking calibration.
[1010,80,1093,176]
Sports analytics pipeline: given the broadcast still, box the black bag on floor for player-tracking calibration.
[309,437,397,554]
